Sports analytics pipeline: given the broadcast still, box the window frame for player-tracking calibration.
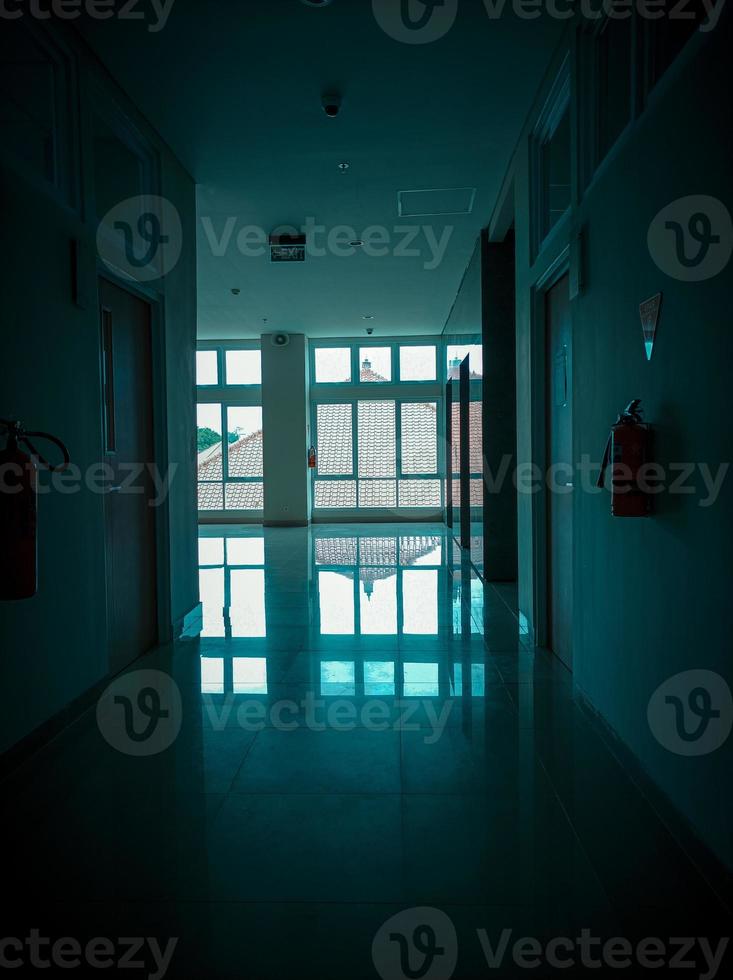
[530,56,572,261]
[310,338,440,388]
[197,341,264,519]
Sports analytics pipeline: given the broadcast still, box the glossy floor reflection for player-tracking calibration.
[4,525,730,980]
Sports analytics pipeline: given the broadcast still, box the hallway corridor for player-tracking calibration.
[4,526,729,979]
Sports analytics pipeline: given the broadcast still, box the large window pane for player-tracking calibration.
[197,403,223,480]
[314,480,357,508]
[359,347,392,383]
[226,350,261,385]
[317,403,353,475]
[398,480,442,508]
[359,480,397,508]
[400,346,436,381]
[321,661,356,696]
[447,345,483,379]
[200,658,224,694]
[233,657,268,693]
[364,662,395,696]
[401,402,438,474]
[315,347,351,383]
[227,407,263,477]
[358,401,396,477]
[196,351,218,386]
[225,483,263,510]
[403,662,439,697]
[227,537,265,565]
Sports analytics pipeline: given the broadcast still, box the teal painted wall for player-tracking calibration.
[503,19,732,866]
[0,23,198,755]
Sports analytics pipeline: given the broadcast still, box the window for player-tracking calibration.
[226,349,261,385]
[399,345,436,381]
[0,22,73,200]
[197,532,267,658]
[315,347,351,383]
[359,347,392,383]
[532,65,571,252]
[197,351,218,386]
[197,345,262,514]
[447,345,483,380]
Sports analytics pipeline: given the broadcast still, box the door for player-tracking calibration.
[545,274,573,669]
[100,278,158,673]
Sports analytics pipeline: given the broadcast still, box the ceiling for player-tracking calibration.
[77,0,562,338]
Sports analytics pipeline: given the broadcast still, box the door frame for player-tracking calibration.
[529,246,572,653]
[97,266,173,650]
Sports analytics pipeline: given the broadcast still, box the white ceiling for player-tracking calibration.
[78,0,562,338]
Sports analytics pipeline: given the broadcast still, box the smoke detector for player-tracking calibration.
[270,333,291,348]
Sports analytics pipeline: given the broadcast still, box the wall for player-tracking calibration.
[0,21,198,755]
[498,15,732,867]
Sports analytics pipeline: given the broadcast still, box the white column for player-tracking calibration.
[260,334,312,526]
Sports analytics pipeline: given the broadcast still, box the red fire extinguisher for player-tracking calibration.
[308,445,317,469]
[597,400,651,517]
[0,419,71,600]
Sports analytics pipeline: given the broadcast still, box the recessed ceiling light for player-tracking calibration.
[350,240,364,248]
[362,314,375,320]
[300,0,333,6]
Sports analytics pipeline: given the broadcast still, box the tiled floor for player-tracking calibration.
[4,525,730,979]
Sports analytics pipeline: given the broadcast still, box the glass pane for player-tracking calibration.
[469,401,483,473]
[230,569,266,638]
[403,662,439,697]
[399,346,436,381]
[403,570,438,635]
[360,537,397,566]
[319,571,355,635]
[197,403,223,480]
[0,26,59,184]
[225,483,264,511]
[542,105,570,237]
[320,661,356,696]
[198,537,224,566]
[233,657,268,694]
[199,566,224,637]
[364,662,395,696]
[360,574,397,635]
[398,480,442,508]
[447,345,483,379]
[200,658,224,694]
[359,480,397,508]
[198,484,223,511]
[401,402,438,474]
[227,407,263,478]
[227,537,265,565]
[317,403,353,475]
[196,350,218,386]
[358,401,396,477]
[315,347,351,383]
[359,347,392,382]
[314,480,357,508]
[226,350,261,385]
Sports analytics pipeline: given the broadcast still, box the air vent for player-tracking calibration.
[270,233,306,262]
[397,188,476,217]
